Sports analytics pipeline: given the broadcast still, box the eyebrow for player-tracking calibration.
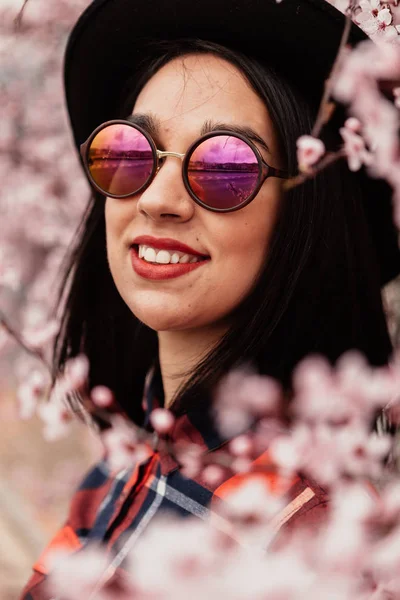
[201,120,271,155]
[127,113,161,139]
[127,114,271,154]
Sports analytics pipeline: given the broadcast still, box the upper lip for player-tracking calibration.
[131,235,209,258]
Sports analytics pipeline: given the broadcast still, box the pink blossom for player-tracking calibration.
[21,318,59,349]
[316,482,375,575]
[37,391,73,441]
[355,0,399,41]
[91,385,114,408]
[340,119,373,171]
[17,368,49,419]
[214,368,281,438]
[149,407,175,435]
[174,441,204,479]
[296,135,325,173]
[101,415,152,473]
[129,515,221,596]
[229,434,254,457]
[45,545,115,600]
[270,418,390,486]
[201,464,226,487]
[64,354,90,390]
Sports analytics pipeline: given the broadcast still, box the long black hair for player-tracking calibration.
[54,39,392,424]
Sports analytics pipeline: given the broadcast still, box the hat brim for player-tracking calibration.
[64,0,400,284]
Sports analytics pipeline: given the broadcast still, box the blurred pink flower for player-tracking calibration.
[64,354,90,390]
[270,421,390,486]
[150,407,175,435]
[293,352,397,426]
[175,441,204,479]
[101,415,152,474]
[296,135,325,173]
[339,119,373,171]
[45,545,116,600]
[201,464,226,487]
[214,368,281,438]
[91,385,114,408]
[17,368,49,419]
[129,515,221,596]
[229,434,254,457]
[37,392,73,441]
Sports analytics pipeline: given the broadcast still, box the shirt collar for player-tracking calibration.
[142,365,233,458]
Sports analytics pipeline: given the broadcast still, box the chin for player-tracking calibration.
[127,304,194,332]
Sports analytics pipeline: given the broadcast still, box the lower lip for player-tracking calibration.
[130,248,209,280]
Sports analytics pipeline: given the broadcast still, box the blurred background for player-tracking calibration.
[0,1,101,597]
[1,1,400,598]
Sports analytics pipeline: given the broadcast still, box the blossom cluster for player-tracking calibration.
[0,0,89,382]
[297,1,400,230]
[39,352,400,600]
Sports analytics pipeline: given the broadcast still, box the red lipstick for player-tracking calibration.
[131,235,208,257]
[130,236,210,281]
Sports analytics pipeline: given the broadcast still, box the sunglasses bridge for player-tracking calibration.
[156,149,185,161]
[155,150,186,173]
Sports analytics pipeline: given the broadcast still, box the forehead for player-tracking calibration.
[132,53,277,151]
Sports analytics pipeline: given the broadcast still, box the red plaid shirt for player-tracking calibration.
[21,368,329,599]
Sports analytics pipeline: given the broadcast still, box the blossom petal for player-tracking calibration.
[377,8,393,26]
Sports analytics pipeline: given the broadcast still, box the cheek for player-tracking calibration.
[201,189,280,317]
[213,225,269,305]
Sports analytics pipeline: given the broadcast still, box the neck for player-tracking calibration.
[157,325,227,409]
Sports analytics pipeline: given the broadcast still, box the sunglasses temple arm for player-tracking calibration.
[80,140,88,161]
[267,166,289,179]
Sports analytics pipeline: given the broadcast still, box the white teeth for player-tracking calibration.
[144,247,156,262]
[171,253,180,264]
[137,244,202,265]
[155,250,171,264]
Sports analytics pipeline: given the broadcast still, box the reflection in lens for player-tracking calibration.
[187,135,259,209]
[87,124,154,196]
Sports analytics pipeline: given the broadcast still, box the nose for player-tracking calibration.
[136,155,195,223]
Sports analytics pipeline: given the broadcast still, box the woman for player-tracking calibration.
[21,0,400,597]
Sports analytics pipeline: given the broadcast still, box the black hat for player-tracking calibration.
[64,0,400,285]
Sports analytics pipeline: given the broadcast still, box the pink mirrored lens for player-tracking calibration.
[87,124,154,196]
[187,135,259,209]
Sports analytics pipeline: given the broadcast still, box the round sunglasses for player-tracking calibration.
[80,120,288,213]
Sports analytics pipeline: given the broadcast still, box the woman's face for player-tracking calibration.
[105,53,283,332]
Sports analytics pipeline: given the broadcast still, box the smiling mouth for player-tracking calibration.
[133,244,209,265]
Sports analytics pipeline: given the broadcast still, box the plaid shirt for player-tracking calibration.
[21,368,329,600]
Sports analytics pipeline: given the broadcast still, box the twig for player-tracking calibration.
[14,0,30,30]
[283,149,346,192]
[311,6,355,138]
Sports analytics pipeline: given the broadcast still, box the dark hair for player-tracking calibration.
[54,39,392,424]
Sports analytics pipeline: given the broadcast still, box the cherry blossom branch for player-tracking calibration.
[311,3,356,138]
[283,1,357,192]
[283,148,346,191]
